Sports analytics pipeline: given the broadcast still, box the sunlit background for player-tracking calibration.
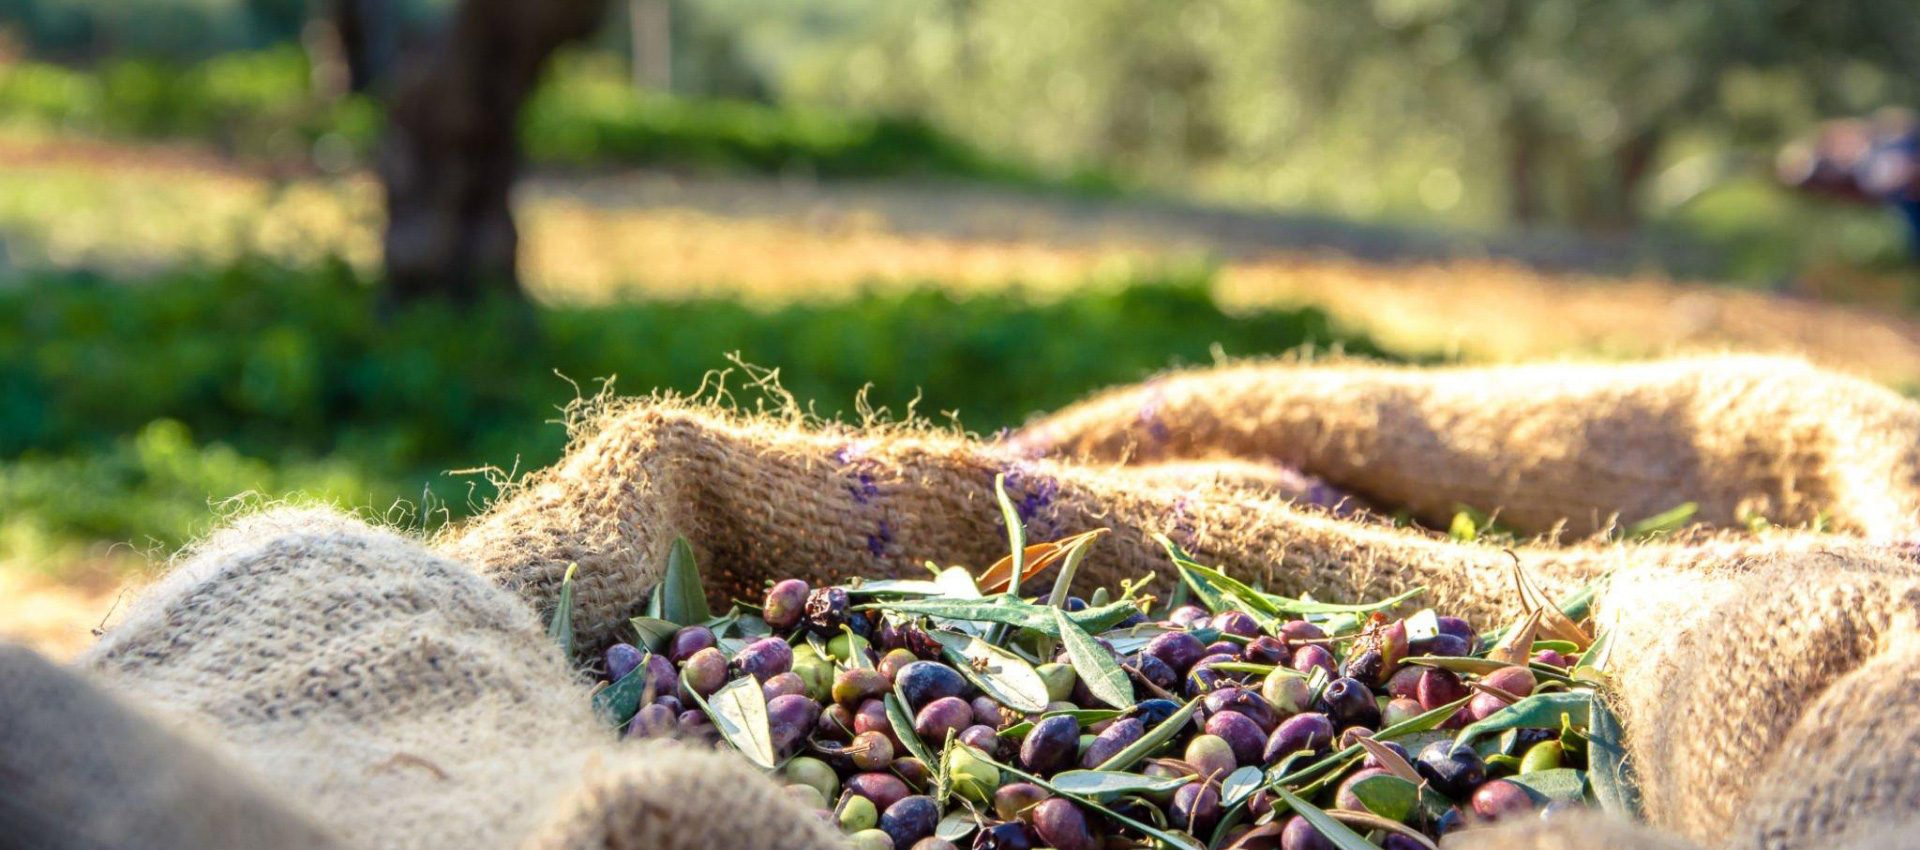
[3,0,1918,653]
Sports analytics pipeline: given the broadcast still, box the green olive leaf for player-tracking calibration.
[691,674,777,769]
[1504,767,1589,804]
[994,473,1027,595]
[1585,692,1643,818]
[1220,765,1266,807]
[1049,770,1194,800]
[1052,607,1136,709]
[929,630,1050,712]
[1269,787,1386,850]
[845,579,945,596]
[547,563,578,656]
[645,536,711,626]
[935,809,978,842]
[590,663,649,726]
[628,616,680,653]
[842,625,875,670]
[1346,773,1420,822]
[870,597,1139,635]
[1454,692,1592,747]
[970,750,1205,850]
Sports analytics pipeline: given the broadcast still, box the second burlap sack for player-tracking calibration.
[36,353,1920,850]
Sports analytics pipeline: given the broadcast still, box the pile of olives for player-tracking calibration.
[595,566,1602,850]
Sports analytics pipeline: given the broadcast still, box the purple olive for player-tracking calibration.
[975,822,1037,850]
[627,702,676,738]
[892,757,934,792]
[1030,798,1098,850]
[653,694,682,714]
[1243,636,1291,665]
[1416,740,1487,797]
[853,699,904,751]
[1185,734,1237,782]
[668,626,717,664]
[879,795,940,848]
[1211,611,1259,637]
[1278,620,1326,642]
[1416,667,1468,711]
[1184,664,1231,699]
[1264,712,1334,764]
[1532,649,1571,668]
[896,661,969,710]
[911,839,958,850]
[1281,815,1337,850]
[1383,697,1424,728]
[1204,711,1268,767]
[1385,666,1425,700]
[1144,632,1208,675]
[1132,698,1182,729]
[1204,686,1279,732]
[817,703,856,743]
[762,578,810,631]
[1128,653,1178,691]
[642,654,677,701]
[1335,766,1389,812]
[767,694,821,753]
[676,709,715,741]
[1468,691,1512,721]
[959,724,1002,756]
[1204,640,1241,658]
[848,771,911,811]
[1292,645,1337,677]
[732,637,793,683]
[879,648,920,680]
[1168,605,1211,628]
[1436,616,1475,645]
[1381,835,1428,850]
[915,696,973,745]
[1482,666,1538,698]
[604,643,643,682]
[1413,633,1472,657]
[993,782,1050,820]
[681,647,729,696]
[1020,715,1080,775]
[972,695,1012,729]
[1315,677,1381,729]
[803,586,851,637]
[1472,779,1536,823]
[1170,782,1222,835]
[1078,717,1144,768]
[762,671,808,701]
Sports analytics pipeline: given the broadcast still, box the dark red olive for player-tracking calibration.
[762,578,810,631]
[1168,605,1211,628]
[1277,620,1326,642]
[1280,815,1337,850]
[847,771,911,811]
[1144,632,1208,675]
[1204,711,1267,766]
[1243,635,1291,665]
[1471,779,1535,823]
[1416,667,1468,711]
[1170,782,1222,835]
[915,696,973,745]
[817,703,856,743]
[762,671,808,701]
[681,647,729,696]
[1291,644,1336,676]
[1264,712,1334,764]
[1031,798,1098,850]
[668,626,717,664]
[993,782,1050,820]
[1204,686,1278,732]
[959,724,1001,756]
[767,694,820,753]
[1211,610,1261,637]
[626,703,675,738]
[731,637,793,683]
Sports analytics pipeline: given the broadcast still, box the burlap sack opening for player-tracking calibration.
[21,355,1920,850]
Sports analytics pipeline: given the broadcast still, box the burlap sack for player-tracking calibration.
[18,354,1920,850]
[1007,354,1920,540]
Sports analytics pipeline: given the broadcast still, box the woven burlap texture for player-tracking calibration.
[15,354,1919,850]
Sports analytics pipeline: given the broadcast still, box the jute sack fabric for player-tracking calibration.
[1006,354,1920,539]
[15,354,1920,850]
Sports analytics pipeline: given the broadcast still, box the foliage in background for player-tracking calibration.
[0,261,1389,565]
[0,47,1110,190]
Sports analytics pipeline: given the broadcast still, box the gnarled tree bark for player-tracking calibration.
[379,0,609,303]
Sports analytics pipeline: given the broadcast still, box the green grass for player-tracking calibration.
[0,47,1114,190]
[0,261,1393,569]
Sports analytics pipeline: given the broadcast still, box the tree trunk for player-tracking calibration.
[379,0,608,303]
[629,0,672,91]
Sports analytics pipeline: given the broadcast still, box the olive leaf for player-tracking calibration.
[1586,692,1644,818]
[929,630,1050,712]
[1044,529,1109,608]
[1353,735,1422,783]
[1053,607,1136,709]
[1509,554,1591,648]
[1404,655,1510,675]
[1269,787,1387,850]
[845,579,945,596]
[991,473,1027,595]
[970,749,1206,850]
[690,674,777,769]
[842,625,875,669]
[645,536,711,626]
[1455,692,1592,747]
[935,809,978,842]
[1622,501,1698,540]
[994,708,1127,739]
[628,616,681,653]
[1049,770,1195,800]
[1503,767,1589,804]
[1403,608,1439,643]
[1220,765,1265,807]
[1486,609,1542,667]
[1346,773,1420,822]
[868,597,1139,635]
[590,664,649,726]
[934,565,985,599]
[1093,695,1203,772]
[547,563,579,656]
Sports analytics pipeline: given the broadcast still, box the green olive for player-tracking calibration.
[1520,740,1563,773]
